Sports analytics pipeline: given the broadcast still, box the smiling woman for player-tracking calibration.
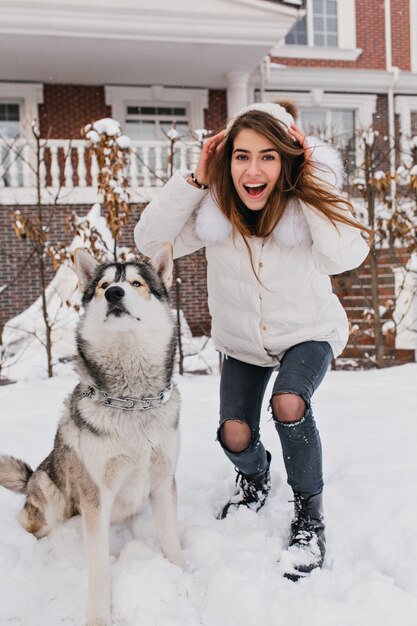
[134,100,372,583]
[231,128,282,211]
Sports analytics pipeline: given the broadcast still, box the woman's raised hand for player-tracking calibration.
[194,130,226,187]
[288,124,313,172]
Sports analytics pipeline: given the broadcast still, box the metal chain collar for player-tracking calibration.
[83,383,173,411]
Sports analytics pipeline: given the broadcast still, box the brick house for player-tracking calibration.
[0,0,416,364]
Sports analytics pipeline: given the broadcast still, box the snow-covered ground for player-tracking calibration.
[1,362,417,626]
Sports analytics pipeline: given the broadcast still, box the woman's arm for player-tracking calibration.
[134,170,207,259]
[135,131,226,259]
[300,201,370,275]
[289,125,369,275]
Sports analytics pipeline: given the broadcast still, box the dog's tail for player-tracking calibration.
[0,455,33,494]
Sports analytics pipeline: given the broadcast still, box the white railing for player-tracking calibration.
[0,138,202,205]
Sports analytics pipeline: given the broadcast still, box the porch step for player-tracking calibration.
[340,346,414,364]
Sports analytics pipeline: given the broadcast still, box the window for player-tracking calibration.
[395,97,417,165]
[125,105,189,141]
[285,14,307,45]
[285,0,338,47]
[0,103,22,187]
[0,103,20,139]
[125,104,191,182]
[300,108,355,169]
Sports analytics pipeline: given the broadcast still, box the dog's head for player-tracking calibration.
[73,245,175,348]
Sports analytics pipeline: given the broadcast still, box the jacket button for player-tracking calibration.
[259,262,263,268]
[261,324,267,332]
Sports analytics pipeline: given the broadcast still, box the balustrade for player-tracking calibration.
[0,138,201,203]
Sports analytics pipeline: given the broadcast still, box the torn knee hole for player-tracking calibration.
[219,419,252,453]
[271,392,307,424]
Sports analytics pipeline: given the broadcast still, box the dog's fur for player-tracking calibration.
[0,245,184,626]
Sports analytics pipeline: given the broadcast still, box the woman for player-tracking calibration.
[134,102,370,581]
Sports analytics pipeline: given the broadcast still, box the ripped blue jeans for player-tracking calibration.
[218,341,333,495]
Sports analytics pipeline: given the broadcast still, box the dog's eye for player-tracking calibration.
[132,281,142,287]
[101,282,109,289]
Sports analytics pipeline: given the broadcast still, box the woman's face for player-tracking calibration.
[230,128,282,211]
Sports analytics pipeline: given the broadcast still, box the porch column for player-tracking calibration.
[226,71,250,118]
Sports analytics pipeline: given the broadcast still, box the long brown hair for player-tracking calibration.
[208,110,372,276]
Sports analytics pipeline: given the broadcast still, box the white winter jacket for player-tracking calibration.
[134,140,369,366]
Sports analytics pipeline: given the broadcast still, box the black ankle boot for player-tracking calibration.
[217,451,271,520]
[282,491,326,581]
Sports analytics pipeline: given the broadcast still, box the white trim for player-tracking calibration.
[231,0,301,17]
[337,0,357,50]
[395,95,417,165]
[270,45,361,61]
[0,3,300,47]
[0,82,43,138]
[411,0,417,73]
[105,86,209,132]
[273,0,357,58]
[258,65,417,94]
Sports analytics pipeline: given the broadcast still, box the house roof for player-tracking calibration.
[0,0,301,87]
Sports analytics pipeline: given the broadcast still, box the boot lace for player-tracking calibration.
[289,495,316,546]
[235,470,259,502]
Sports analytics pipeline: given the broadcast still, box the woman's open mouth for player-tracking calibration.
[243,183,267,199]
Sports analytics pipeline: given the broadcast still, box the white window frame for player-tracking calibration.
[125,105,189,140]
[395,96,417,166]
[271,0,361,61]
[300,107,355,143]
[105,86,209,136]
[261,90,377,166]
[0,83,43,139]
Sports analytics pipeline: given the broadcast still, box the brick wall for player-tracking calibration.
[391,0,411,70]
[0,203,211,336]
[39,85,111,138]
[204,90,228,132]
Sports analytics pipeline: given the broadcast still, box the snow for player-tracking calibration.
[2,191,417,623]
[361,129,378,146]
[374,170,386,180]
[1,360,417,625]
[116,135,131,149]
[167,128,180,141]
[85,129,100,144]
[382,320,395,334]
[1,264,79,380]
[90,118,121,137]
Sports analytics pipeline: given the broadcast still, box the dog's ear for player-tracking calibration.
[73,249,99,292]
[150,243,174,289]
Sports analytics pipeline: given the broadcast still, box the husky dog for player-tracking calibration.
[0,245,184,626]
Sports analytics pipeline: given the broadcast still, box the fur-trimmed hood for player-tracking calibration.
[195,136,344,248]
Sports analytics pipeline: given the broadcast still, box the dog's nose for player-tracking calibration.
[105,286,125,303]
